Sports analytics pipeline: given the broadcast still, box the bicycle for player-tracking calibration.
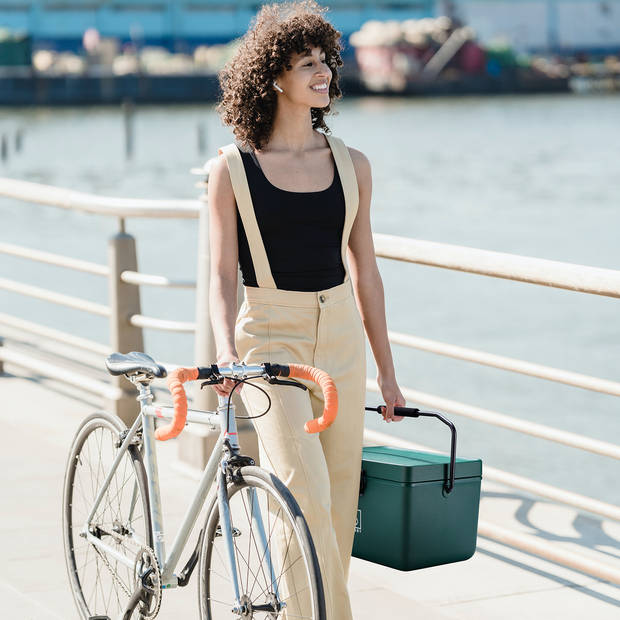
[62,350,337,620]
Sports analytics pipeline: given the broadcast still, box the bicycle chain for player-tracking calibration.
[92,541,133,598]
[90,537,162,619]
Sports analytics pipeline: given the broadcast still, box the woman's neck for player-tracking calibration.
[260,107,321,155]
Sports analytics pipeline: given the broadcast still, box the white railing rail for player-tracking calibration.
[0,177,200,218]
[388,331,620,397]
[366,380,620,459]
[0,174,618,585]
[374,234,620,298]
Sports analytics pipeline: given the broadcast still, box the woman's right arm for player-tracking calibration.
[207,154,241,396]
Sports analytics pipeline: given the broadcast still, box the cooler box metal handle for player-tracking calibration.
[365,405,457,494]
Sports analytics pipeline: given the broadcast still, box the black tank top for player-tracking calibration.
[236,147,346,292]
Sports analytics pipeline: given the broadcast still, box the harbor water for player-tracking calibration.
[1,92,619,505]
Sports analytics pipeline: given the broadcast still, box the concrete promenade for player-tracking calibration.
[1,365,619,620]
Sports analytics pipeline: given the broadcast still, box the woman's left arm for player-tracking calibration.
[347,147,406,422]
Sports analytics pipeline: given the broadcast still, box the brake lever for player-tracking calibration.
[266,377,308,391]
[200,379,221,389]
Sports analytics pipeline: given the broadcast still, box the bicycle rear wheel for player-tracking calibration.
[198,465,325,620]
[62,411,153,619]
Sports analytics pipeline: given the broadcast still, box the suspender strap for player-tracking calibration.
[218,143,277,289]
[324,134,359,282]
[217,135,358,289]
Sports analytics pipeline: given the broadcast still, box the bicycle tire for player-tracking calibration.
[197,465,326,620]
[62,411,153,620]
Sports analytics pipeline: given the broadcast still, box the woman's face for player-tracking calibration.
[276,45,332,107]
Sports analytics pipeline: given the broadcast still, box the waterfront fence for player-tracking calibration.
[1,167,619,585]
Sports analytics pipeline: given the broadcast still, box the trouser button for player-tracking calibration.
[319,294,326,303]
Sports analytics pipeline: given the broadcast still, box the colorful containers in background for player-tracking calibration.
[0,29,32,67]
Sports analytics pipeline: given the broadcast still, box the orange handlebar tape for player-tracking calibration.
[155,367,199,441]
[287,363,338,434]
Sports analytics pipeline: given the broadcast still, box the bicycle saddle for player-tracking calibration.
[105,351,167,378]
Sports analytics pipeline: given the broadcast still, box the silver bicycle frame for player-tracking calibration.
[81,378,280,607]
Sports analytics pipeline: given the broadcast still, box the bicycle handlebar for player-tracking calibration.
[154,362,338,441]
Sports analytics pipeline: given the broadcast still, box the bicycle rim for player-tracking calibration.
[198,465,325,620]
[62,411,153,619]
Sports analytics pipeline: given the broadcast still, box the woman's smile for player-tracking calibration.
[310,81,329,93]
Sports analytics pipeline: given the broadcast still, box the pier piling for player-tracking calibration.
[197,122,206,155]
[122,99,135,160]
[14,129,23,153]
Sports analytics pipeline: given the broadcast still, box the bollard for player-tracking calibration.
[107,220,144,425]
[14,128,23,153]
[1,134,7,163]
[197,122,206,155]
[122,99,135,160]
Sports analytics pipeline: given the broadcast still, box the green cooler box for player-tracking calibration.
[352,406,482,571]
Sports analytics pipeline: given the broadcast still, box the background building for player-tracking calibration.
[0,0,618,55]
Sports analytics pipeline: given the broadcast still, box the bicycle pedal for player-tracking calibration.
[89,616,111,619]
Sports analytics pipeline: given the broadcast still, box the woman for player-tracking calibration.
[208,1,406,618]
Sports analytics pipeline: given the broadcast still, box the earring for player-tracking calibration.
[273,81,283,93]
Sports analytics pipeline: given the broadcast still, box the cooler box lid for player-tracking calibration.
[362,446,482,484]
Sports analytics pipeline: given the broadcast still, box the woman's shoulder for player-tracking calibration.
[346,145,370,169]
[325,133,371,183]
[339,141,371,191]
[208,149,236,208]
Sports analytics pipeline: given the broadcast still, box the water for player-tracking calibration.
[1,93,619,505]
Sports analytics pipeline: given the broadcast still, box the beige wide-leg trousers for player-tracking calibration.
[218,133,365,619]
[235,280,366,620]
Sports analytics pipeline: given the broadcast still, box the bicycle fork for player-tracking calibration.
[217,471,285,616]
[217,450,284,616]
[242,486,282,602]
[217,464,242,608]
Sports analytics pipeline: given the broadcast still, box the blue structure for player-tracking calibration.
[0,0,436,53]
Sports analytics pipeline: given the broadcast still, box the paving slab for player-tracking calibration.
[1,366,618,620]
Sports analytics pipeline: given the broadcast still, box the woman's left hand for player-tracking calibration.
[377,374,406,422]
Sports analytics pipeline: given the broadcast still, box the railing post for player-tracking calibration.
[177,191,259,470]
[107,219,144,425]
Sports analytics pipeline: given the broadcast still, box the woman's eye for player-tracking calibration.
[305,59,326,66]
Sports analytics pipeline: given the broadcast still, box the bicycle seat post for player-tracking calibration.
[129,372,167,566]
[127,373,155,413]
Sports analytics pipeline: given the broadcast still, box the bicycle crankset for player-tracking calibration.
[125,546,162,620]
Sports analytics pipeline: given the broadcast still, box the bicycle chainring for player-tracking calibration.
[133,546,162,619]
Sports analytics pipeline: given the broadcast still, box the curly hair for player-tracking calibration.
[216,0,344,151]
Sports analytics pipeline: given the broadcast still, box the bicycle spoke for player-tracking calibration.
[232,535,264,598]
[230,506,246,594]
[202,473,321,620]
[208,566,230,582]
[272,507,294,590]
[240,489,273,600]
[251,526,300,605]
[65,416,150,620]
[241,490,253,596]
[208,595,235,607]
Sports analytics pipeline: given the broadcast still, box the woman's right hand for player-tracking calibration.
[213,354,243,397]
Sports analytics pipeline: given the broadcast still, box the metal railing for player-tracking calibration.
[0,171,619,585]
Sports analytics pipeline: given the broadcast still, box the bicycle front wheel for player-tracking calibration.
[198,465,325,620]
[62,411,153,620]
